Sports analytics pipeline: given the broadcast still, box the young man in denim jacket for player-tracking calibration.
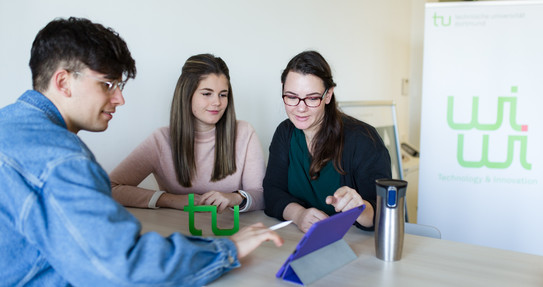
[0,17,282,287]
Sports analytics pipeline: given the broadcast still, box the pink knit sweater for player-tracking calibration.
[110,120,265,211]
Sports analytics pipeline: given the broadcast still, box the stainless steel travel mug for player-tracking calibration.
[374,179,408,261]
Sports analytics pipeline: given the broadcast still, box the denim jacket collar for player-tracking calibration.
[19,90,67,129]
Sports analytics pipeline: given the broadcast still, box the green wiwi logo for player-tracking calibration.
[447,86,531,170]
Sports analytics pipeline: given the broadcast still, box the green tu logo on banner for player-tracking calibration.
[447,86,531,170]
[183,193,239,236]
[433,12,452,27]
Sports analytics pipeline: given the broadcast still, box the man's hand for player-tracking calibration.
[230,223,283,258]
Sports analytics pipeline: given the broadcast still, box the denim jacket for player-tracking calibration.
[0,90,240,287]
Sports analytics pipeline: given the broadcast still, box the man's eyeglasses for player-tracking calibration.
[282,88,328,108]
[74,71,127,93]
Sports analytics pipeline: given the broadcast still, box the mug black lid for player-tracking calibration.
[375,178,408,188]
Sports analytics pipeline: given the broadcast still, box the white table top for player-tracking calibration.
[127,207,543,286]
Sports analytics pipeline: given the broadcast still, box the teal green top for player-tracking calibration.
[287,128,341,215]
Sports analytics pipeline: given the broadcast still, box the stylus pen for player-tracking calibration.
[269,220,293,231]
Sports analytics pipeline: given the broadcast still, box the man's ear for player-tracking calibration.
[51,69,72,98]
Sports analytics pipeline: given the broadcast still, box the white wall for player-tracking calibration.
[0,0,417,174]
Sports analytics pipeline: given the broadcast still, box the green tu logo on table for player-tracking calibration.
[183,193,239,236]
[447,86,531,170]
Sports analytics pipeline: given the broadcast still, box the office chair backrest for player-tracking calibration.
[338,101,403,180]
[338,101,408,220]
[405,222,441,239]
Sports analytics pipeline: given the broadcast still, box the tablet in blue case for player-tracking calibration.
[276,205,365,285]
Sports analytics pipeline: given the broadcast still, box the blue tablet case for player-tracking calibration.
[276,205,365,285]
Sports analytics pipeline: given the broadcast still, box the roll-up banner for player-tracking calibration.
[419,1,543,255]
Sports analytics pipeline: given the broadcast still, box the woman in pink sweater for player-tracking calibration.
[110,54,265,212]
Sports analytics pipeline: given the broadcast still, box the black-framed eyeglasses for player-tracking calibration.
[74,71,127,93]
[282,88,328,108]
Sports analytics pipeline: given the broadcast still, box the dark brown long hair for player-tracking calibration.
[170,54,237,187]
[281,51,345,180]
